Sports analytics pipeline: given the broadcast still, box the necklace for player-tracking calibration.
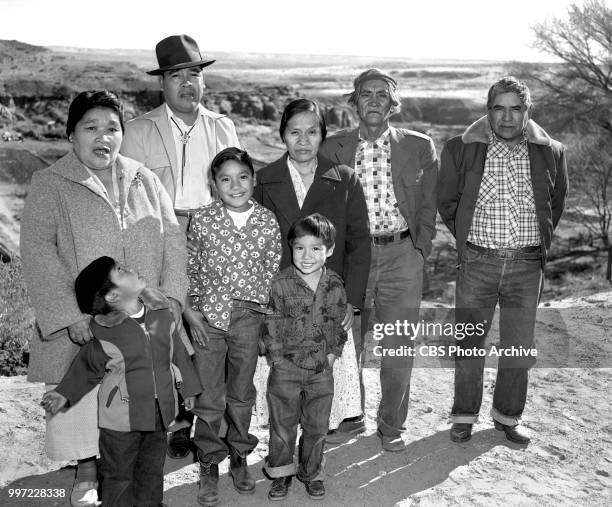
[170,116,197,188]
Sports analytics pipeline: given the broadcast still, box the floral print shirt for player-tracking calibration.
[188,200,282,331]
[263,266,347,372]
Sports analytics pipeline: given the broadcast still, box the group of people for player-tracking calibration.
[22,34,568,507]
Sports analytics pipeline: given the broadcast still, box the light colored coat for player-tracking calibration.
[120,104,240,204]
[20,151,188,383]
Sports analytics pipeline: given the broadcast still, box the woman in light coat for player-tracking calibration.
[21,90,187,507]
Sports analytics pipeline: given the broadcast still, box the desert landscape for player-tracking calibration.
[1,37,611,506]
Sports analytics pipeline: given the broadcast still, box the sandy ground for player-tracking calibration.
[0,292,611,506]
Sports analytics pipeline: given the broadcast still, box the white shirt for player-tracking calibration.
[227,204,255,229]
[166,104,212,210]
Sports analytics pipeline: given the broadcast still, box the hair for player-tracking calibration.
[287,213,336,249]
[279,98,327,143]
[486,76,532,111]
[66,90,124,138]
[210,147,255,180]
[74,256,117,316]
[345,69,402,115]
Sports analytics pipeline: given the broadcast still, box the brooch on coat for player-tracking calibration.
[131,172,144,188]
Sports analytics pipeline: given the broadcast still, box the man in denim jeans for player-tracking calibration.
[320,69,438,452]
[438,76,568,444]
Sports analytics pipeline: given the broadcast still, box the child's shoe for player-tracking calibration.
[268,476,292,501]
[304,480,325,500]
[197,462,219,506]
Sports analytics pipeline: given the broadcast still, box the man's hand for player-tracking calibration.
[183,307,210,348]
[341,303,355,332]
[327,353,337,369]
[68,317,92,345]
[41,390,68,414]
[184,396,196,411]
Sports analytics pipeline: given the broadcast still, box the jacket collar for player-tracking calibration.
[50,151,143,200]
[259,153,342,184]
[93,288,170,327]
[461,116,552,146]
[143,103,227,122]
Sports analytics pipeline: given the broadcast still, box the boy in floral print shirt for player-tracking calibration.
[183,147,281,505]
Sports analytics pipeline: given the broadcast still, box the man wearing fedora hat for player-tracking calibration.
[320,69,438,452]
[122,34,240,232]
[121,34,244,507]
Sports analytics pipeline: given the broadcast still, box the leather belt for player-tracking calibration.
[371,229,410,246]
[174,209,198,219]
[466,241,541,256]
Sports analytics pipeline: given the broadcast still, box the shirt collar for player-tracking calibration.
[165,103,203,129]
[358,127,390,146]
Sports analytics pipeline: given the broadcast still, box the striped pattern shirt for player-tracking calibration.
[468,132,540,248]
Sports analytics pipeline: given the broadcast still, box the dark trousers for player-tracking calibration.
[361,236,423,437]
[192,306,261,463]
[99,401,167,507]
[452,244,542,425]
[265,359,334,482]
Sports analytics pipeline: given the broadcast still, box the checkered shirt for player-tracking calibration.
[354,129,408,235]
[468,132,541,248]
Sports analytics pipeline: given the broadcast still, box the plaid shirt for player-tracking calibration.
[468,132,541,248]
[188,200,282,331]
[354,129,408,235]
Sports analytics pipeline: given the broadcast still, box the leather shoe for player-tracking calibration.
[268,476,292,501]
[167,427,191,459]
[336,416,366,435]
[229,452,255,494]
[197,462,219,506]
[494,421,531,444]
[450,423,473,443]
[304,479,326,500]
[379,432,406,452]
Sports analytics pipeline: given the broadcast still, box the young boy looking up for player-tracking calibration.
[263,213,347,501]
[41,256,201,507]
[183,147,281,506]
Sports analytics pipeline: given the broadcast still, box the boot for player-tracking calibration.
[197,462,219,506]
[229,451,255,494]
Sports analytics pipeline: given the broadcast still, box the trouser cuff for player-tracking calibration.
[490,407,520,426]
[377,415,404,437]
[264,457,296,478]
[451,414,479,424]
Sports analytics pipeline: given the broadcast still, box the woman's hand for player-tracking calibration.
[68,317,93,344]
[183,396,196,411]
[183,307,210,348]
[41,390,68,414]
[342,303,355,332]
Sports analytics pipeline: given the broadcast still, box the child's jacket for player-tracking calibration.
[263,266,347,372]
[56,288,202,431]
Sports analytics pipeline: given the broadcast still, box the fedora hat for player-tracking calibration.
[147,34,215,76]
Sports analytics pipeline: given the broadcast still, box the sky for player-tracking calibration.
[2,0,584,61]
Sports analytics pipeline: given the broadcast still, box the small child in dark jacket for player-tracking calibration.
[41,256,202,507]
[263,213,347,501]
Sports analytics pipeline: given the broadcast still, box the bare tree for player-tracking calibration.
[529,0,612,280]
[569,134,612,280]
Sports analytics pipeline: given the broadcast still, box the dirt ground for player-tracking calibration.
[1,292,610,507]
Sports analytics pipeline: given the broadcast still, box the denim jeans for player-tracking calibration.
[192,306,262,463]
[359,236,423,437]
[99,401,166,507]
[452,243,542,426]
[265,359,334,482]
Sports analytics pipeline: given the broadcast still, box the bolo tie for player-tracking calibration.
[170,116,197,188]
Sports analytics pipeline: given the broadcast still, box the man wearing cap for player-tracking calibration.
[121,34,240,232]
[320,69,438,452]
